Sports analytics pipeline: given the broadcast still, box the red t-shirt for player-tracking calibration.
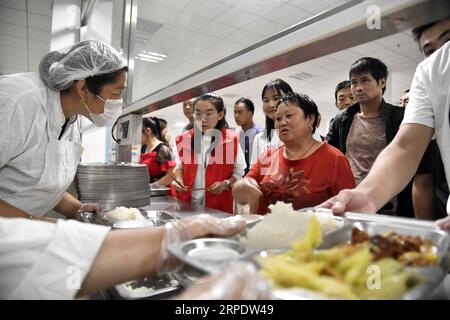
[246,142,355,214]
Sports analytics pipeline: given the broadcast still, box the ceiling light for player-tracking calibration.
[135,56,159,63]
[142,50,167,58]
[138,53,164,61]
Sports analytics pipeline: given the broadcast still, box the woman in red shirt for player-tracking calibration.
[233,92,355,214]
[140,117,175,188]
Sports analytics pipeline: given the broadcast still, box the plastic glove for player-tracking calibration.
[76,202,103,222]
[157,214,246,273]
[175,261,273,300]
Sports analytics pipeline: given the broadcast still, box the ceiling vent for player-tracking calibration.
[288,71,315,80]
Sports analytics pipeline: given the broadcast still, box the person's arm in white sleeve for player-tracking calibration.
[171,140,187,192]
[232,143,246,180]
[250,133,261,166]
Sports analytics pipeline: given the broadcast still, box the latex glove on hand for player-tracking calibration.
[176,262,273,300]
[76,202,103,222]
[157,214,246,273]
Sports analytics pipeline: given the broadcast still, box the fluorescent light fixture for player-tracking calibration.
[142,50,167,58]
[138,53,164,61]
[135,56,159,63]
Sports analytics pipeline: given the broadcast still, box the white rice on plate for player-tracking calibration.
[242,202,342,249]
[102,206,145,221]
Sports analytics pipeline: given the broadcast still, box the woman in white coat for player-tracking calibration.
[0,40,127,221]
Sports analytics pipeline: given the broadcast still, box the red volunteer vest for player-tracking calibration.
[175,128,238,213]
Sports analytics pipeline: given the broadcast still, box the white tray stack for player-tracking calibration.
[75,163,150,211]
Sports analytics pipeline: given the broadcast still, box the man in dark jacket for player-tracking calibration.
[326,57,412,216]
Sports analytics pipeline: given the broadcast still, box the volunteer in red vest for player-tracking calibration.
[172,93,246,213]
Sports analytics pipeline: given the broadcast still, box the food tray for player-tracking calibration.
[319,221,449,299]
[254,220,449,300]
[168,238,260,274]
[115,274,181,299]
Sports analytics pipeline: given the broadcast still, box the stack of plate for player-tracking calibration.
[75,163,150,211]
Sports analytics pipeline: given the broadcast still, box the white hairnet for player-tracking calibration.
[39,40,126,91]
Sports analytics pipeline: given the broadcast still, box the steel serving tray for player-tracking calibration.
[115,274,181,299]
[250,220,449,300]
[168,238,260,274]
[319,221,450,299]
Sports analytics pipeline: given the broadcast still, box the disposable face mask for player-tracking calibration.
[83,95,123,127]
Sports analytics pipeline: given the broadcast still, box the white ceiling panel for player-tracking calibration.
[163,0,192,10]
[152,25,194,43]
[168,11,211,32]
[183,0,232,20]
[186,31,221,48]
[235,0,285,17]
[215,7,259,28]
[215,0,241,6]
[263,3,311,26]
[240,17,286,37]
[200,20,236,39]
[224,29,264,46]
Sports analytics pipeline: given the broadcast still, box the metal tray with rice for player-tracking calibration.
[168,238,260,274]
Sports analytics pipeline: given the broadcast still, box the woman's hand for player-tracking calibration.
[232,178,263,214]
[208,181,227,195]
[173,180,188,192]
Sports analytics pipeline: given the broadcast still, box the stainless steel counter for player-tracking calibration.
[141,196,231,219]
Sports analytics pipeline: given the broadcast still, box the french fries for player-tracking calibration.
[259,217,424,299]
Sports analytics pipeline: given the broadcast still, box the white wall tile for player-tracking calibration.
[0,6,27,25]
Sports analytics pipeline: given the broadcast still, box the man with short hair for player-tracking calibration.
[320,28,450,231]
[182,99,195,131]
[399,89,410,107]
[234,97,262,174]
[335,80,355,110]
[328,80,355,132]
[326,57,411,215]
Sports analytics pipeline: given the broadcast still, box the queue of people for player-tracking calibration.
[1,16,450,300]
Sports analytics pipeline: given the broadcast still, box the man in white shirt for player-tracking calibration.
[320,41,450,230]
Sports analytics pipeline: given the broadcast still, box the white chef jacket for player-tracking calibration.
[0,217,110,299]
[0,73,82,216]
